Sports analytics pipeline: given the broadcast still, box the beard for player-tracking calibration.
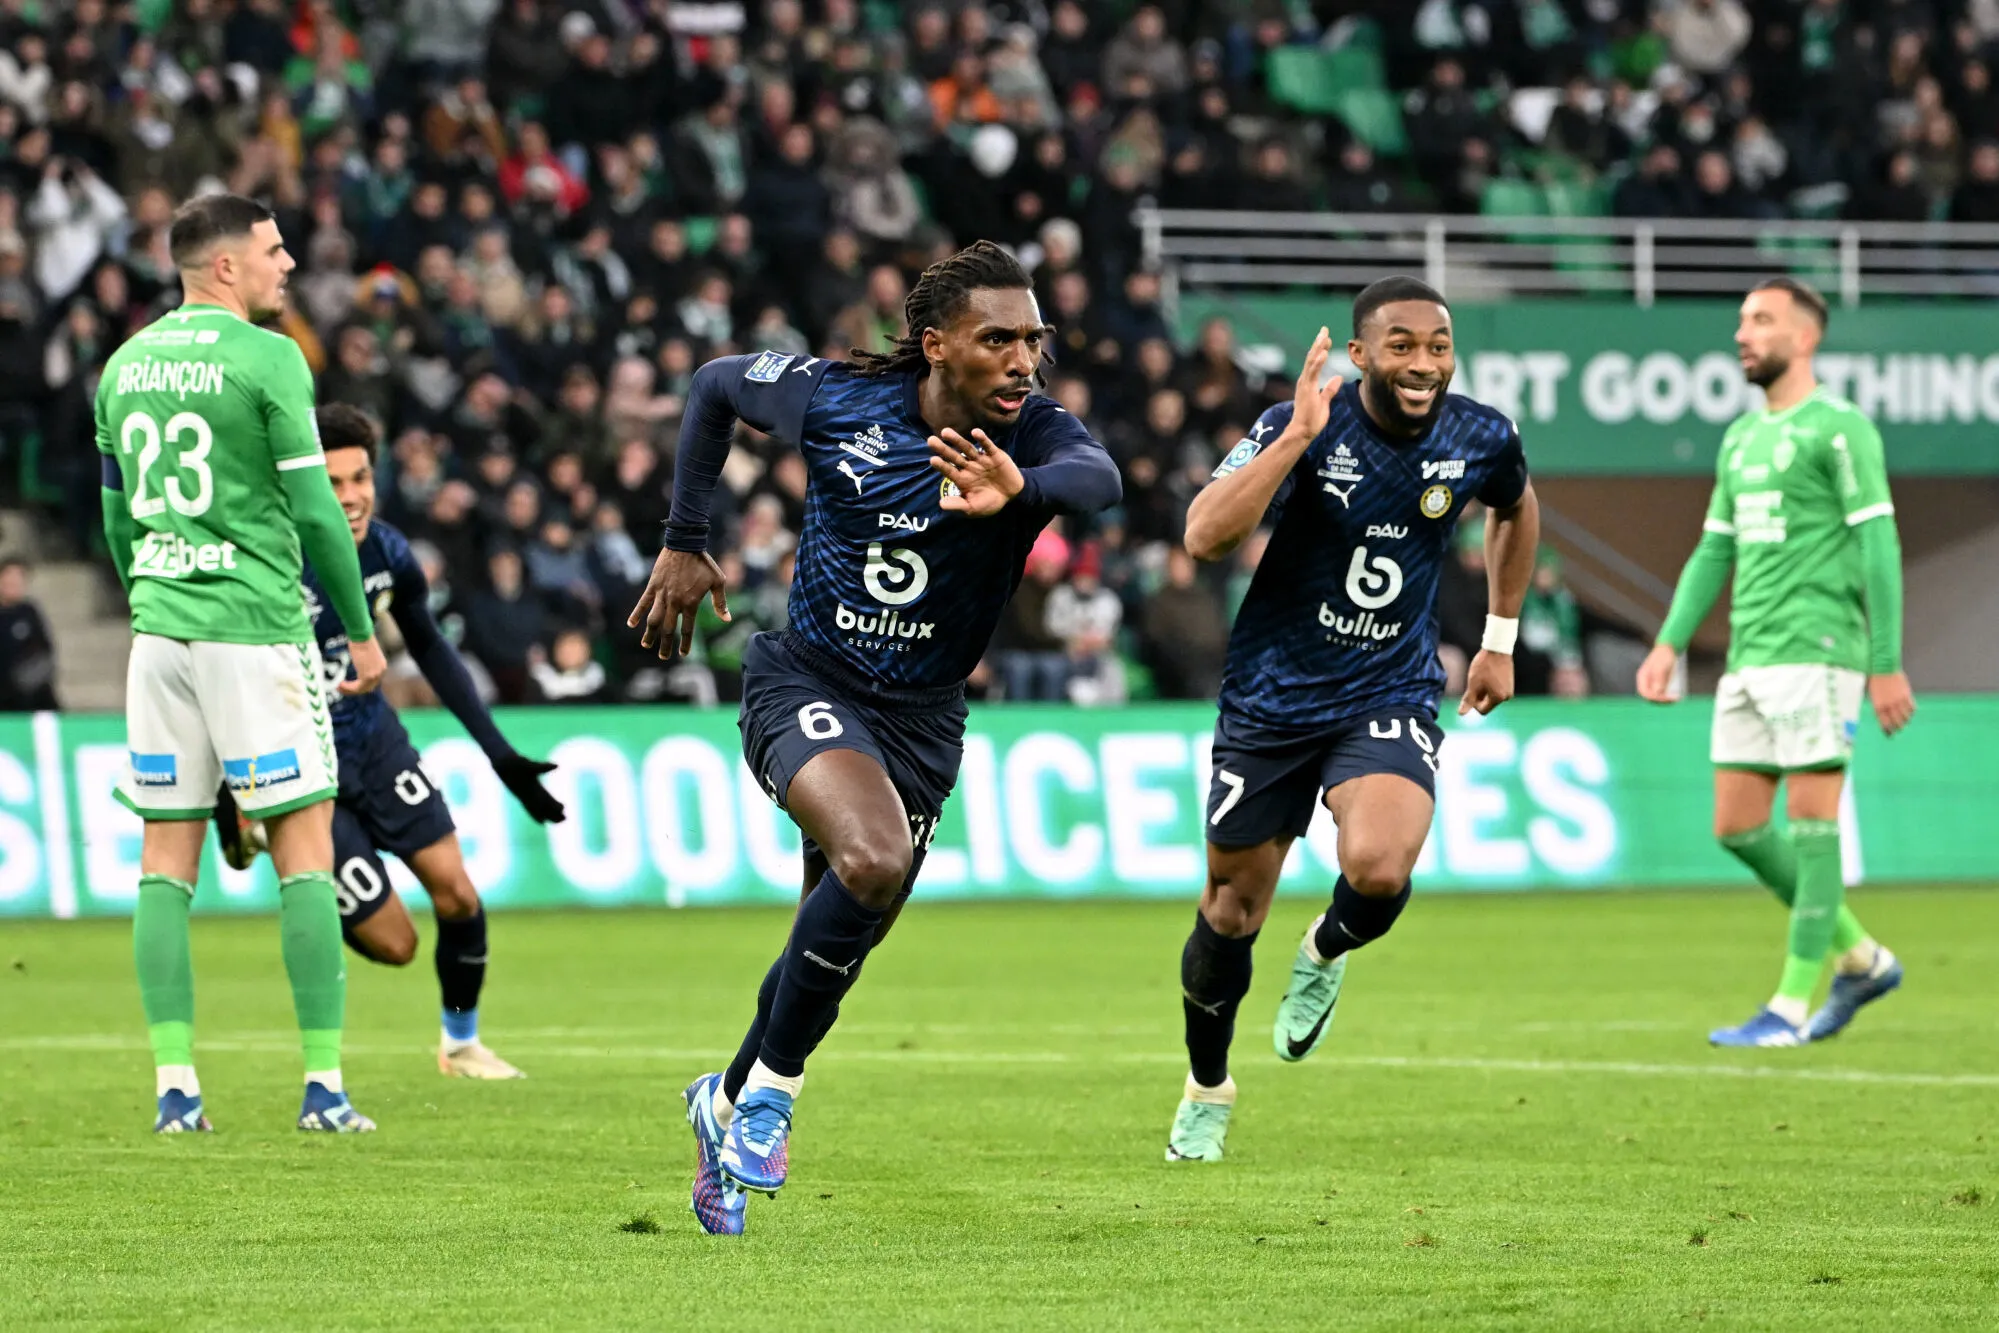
[1361,370,1448,437]
[1742,352,1789,387]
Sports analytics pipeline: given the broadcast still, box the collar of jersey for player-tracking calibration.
[175,302,242,321]
[1756,384,1825,423]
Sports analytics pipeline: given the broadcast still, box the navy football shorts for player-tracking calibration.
[738,631,967,872]
[1204,706,1445,849]
[330,712,456,927]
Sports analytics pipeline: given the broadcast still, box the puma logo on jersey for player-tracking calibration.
[837,461,868,494]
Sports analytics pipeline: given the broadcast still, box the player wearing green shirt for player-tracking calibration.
[96,194,389,1133]
[1638,278,1916,1048]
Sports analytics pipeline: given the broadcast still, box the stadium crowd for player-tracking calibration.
[51,2,1999,704]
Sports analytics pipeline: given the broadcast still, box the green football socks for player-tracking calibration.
[278,872,346,1080]
[134,874,197,1081]
[1775,821,1846,1004]
[1718,822,1867,955]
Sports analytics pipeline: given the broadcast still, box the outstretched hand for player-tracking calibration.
[494,753,566,824]
[627,548,730,661]
[1290,326,1343,441]
[929,428,1023,517]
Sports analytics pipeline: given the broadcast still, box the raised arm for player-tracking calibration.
[1184,327,1338,562]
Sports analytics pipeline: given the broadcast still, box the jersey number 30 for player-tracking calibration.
[120,410,215,519]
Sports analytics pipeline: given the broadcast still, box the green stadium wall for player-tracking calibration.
[0,700,1990,917]
[1174,297,1999,475]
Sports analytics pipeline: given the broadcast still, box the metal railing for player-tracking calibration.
[1135,208,1999,307]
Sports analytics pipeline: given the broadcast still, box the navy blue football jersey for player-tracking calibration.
[304,518,509,760]
[1215,382,1529,733]
[665,352,1120,692]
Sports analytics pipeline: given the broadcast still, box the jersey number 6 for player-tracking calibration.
[797,701,844,740]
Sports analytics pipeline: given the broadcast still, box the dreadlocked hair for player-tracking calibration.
[849,239,1044,381]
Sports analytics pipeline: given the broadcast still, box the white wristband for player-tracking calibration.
[1482,615,1519,655]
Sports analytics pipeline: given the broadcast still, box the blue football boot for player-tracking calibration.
[718,1087,793,1195]
[685,1073,748,1235]
[154,1088,212,1134]
[1708,1007,1806,1048]
[1807,951,1904,1042]
[297,1081,377,1132]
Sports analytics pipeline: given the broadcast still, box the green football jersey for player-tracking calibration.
[1704,388,1895,673]
[94,304,325,645]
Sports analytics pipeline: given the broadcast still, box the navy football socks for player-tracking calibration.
[756,869,883,1079]
[1311,876,1411,962]
[1181,911,1257,1088]
[436,907,487,1041]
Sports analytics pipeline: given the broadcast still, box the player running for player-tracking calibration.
[1165,276,1540,1163]
[213,404,566,1079]
[628,240,1120,1233]
[1637,278,1913,1048]
[96,194,387,1134]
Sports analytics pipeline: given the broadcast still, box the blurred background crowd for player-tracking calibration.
[19,0,1990,706]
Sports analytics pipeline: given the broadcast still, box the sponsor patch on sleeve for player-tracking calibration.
[1212,437,1261,479]
[745,351,795,383]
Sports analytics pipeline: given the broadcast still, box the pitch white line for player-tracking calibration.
[9,1035,1996,1088]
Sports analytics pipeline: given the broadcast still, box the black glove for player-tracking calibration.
[493,752,566,824]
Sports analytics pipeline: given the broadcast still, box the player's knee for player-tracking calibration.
[830,838,911,908]
[355,927,416,967]
[429,878,481,922]
[1200,883,1262,937]
[1342,844,1414,898]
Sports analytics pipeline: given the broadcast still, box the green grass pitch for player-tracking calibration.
[3,887,1996,1330]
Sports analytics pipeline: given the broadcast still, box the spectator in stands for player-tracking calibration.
[1615,143,1693,218]
[1047,541,1124,707]
[994,530,1072,702]
[0,557,58,712]
[1233,138,1313,214]
[1851,149,1932,221]
[1102,5,1186,100]
[745,125,833,294]
[463,546,544,704]
[1665,0,1753,77]
[1325,140,1407,215]
[25,154,124,303]
[1405,58,1495,187]
[1522,548,1589,699]
[530,626,610,705]
[1141,545,1227,702]
[1951,140,1999,222]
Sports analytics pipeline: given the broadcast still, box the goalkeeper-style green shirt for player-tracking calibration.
[94,305,328,645]
[1703,388,1894,673]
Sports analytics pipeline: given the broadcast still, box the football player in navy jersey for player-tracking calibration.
[1164,277,1541,1162]
[627,241,1120,1233]
[216,405,566,1081]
